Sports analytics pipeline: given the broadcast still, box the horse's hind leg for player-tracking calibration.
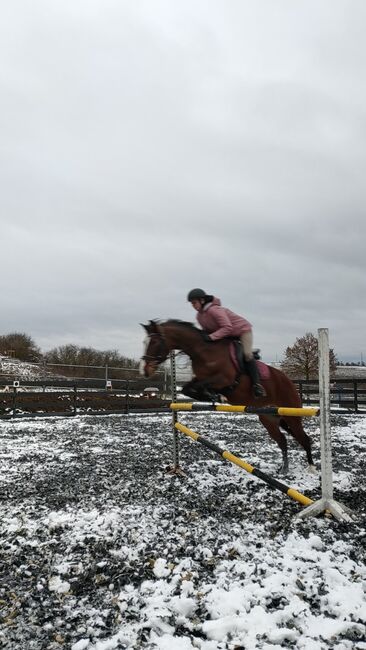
[280,417,315,470]
[258,415,289,474]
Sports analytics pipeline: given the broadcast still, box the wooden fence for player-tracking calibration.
[295,378,366,413]
[1,375,365,419]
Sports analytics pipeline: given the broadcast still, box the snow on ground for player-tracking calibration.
[0,411,365,649]
[0,355,52,381]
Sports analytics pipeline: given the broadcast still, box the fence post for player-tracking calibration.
[73,385,77,415]
[164,364,168,397]
[125,380,130,414]
[297,328,354,521]
[353,380,358,413]
[298,380,303,404]
[12,385,18,417]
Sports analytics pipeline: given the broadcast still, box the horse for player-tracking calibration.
[140,319,315,474]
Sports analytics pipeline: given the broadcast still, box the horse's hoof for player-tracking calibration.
[279,463,289,476]
[307,464,317,474]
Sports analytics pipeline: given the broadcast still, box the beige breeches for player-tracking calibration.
[240,330,254,361]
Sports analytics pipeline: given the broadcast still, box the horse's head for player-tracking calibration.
[140,320,169,378]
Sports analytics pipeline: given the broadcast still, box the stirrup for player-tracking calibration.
[253,383,266,398]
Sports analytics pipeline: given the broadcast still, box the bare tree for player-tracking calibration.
[0,332,42,362]
[44,344,140,379]
[281,332,338,379]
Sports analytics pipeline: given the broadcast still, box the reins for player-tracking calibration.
[142,332,169,364]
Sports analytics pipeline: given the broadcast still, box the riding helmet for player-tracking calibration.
[187,288,207,301]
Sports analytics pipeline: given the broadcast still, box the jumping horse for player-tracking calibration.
[140,319,315,474]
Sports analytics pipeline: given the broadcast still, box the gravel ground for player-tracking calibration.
[0,412,365,649]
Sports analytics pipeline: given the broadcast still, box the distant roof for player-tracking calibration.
[335,366,366,379]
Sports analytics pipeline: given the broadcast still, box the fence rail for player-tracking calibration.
[1,373,366,419]
[295,379,366,412]
[0,377,163,390]
[0,387,171,419]
[0,368,174,418]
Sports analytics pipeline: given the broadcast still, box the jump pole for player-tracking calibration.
[168,329,355,519]
[170,403,319,417]
[168,373,317,508]
[175,421,313,507]
[297,328,354,522]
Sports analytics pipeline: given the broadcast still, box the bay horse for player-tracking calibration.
[140,319,315,474]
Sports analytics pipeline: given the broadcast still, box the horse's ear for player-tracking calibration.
[140,320,159,334]
[149,319,159,333]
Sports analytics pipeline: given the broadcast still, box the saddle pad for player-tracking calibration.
[229,342,271,380]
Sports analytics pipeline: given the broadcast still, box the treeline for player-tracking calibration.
[45,344,138,369]
[0,332,140,379]
[1,330,344,381]
[44,344,140,379]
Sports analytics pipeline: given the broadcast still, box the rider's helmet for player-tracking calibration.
[187,288,207,302]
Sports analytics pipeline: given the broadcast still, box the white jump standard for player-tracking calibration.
[297,328,354,522]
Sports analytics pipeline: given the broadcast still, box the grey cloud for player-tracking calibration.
[1,0,365,363]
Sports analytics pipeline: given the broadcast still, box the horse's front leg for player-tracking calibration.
[181,379,200,400]
[181,379,219,402]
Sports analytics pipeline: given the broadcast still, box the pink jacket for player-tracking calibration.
[196,297,252,340]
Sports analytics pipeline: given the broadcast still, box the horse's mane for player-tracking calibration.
[164,318,200,330]
[160,319,206,337]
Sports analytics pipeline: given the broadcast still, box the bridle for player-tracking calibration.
[142,331,169,365]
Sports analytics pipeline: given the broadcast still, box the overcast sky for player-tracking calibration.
[1,0,365,363]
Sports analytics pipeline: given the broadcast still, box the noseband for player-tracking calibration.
[142,332,168,364]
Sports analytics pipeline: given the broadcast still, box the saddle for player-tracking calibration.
[231,339,261,372]
[228,339,270,381]
[183,337,268,401]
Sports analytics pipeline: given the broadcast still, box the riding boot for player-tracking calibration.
[246,358,267,398]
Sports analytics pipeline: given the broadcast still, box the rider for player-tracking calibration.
[187,288,266,398]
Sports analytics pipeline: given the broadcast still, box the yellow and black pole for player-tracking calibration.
[175,422,314,508]
[170,403,320,417]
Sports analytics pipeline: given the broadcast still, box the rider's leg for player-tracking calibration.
[240,331,266,398]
